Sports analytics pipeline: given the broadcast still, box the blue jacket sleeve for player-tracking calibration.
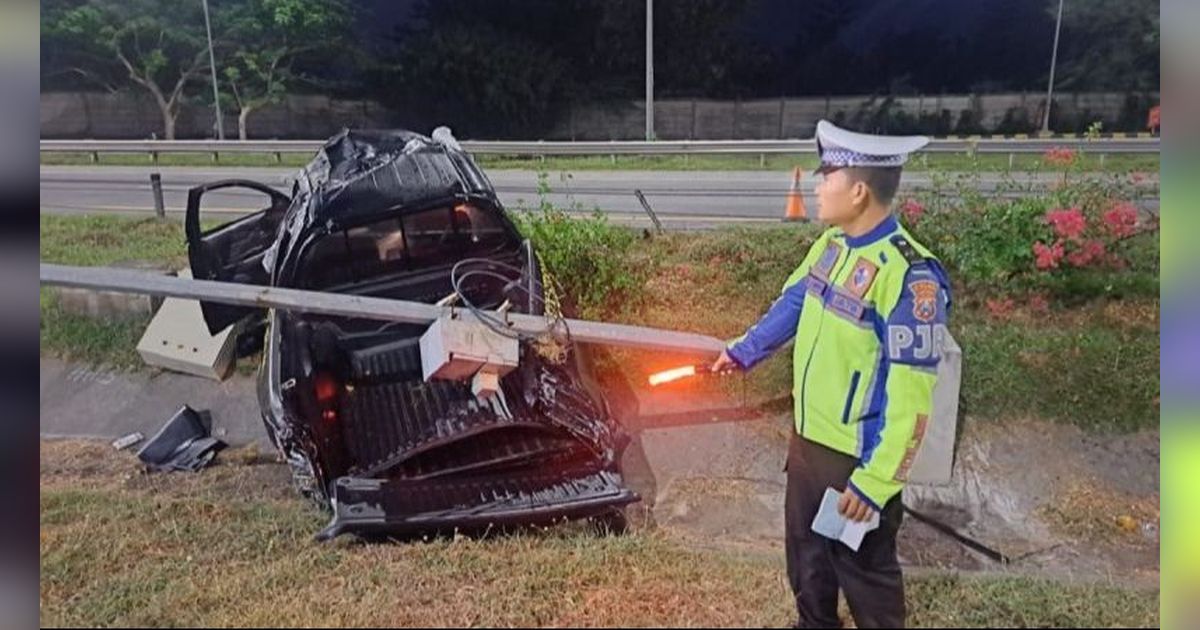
[725,277,807,370]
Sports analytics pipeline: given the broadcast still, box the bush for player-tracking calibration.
[510,172,649,318]
[902,162,1159,302]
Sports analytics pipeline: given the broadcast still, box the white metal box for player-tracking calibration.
[136,269,239,381]
[419,313,520,384]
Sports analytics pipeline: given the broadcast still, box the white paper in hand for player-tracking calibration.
[811,487,880,551]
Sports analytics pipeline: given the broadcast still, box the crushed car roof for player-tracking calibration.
[292,128,497,227]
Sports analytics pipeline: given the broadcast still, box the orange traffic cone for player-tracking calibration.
[783,166,807,221]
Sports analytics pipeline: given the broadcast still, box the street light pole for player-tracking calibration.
[1041,0,1064,134]
[202,0,225,140]
[645,0,654,141]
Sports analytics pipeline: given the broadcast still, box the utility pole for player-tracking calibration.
[1042,0,1064,134]
[202,0,225,140]
[645,0,654,141]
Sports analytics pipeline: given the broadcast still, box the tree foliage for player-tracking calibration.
[1054,0,1160,91]
[42,0,211,138]
[216,0,354,139]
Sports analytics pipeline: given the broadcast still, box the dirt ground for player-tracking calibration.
[615,408,1159,591]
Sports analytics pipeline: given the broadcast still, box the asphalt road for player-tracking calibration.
[40,165,1159,228]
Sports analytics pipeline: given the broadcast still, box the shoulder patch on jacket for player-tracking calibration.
[889,235,925,266]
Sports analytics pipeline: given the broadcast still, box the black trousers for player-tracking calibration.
[784,434,906,629]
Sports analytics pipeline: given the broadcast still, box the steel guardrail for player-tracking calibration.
[41,136,1160,157]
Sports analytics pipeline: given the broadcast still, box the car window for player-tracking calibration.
[296,204,512,290]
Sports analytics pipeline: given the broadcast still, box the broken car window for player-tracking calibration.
[296,204,510,290]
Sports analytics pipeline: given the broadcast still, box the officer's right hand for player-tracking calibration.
[710,350,739,373]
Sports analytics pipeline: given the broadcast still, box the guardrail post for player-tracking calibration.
[1099,153,1106,168]
[759,153,766,168]
[150,173,165,219]
[1008,153,1014,169]
[274,152,282,164]
[211,151,219,163]
[150,151,158,164]
[90,151,99,164]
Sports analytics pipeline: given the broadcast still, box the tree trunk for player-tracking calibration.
[161,104,176,140]
[238,106,253,141]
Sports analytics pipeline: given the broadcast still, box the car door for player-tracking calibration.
[184,179,291,334]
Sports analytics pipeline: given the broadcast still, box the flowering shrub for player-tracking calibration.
[1045,207,1087,242]
[905,169,1158,301]
[899,198,925,225]
[1031,202,1146,276]
[1102,202,1138,239]
[1033,240,1065,269]
[1044,147,1078,167]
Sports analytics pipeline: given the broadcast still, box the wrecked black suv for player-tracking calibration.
[185,129,637,539]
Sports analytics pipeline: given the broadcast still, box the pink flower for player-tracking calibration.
[1033,241,1065,270]
[1044,147,1077,166]
[1063,240,1106,268]
[1045,207,1087,242]
[900,199,925,224]
[1028,294,1050,313]
[986,297,1015,318]
[1102,202,1138,239]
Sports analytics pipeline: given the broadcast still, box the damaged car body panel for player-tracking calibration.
[185,129,637,539]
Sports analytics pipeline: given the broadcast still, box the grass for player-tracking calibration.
[41,150,1161,173]
[39,215,1159,431]
[39,215,189,369]
[39,291,150,369]
[39,439,1160,628]
[37,215,264,372]
[953,302,1160,433]
[40,214,189,268]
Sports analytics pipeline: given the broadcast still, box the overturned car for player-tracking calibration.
[185,129,638,540]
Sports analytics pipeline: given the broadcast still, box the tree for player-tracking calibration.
[217,0,354,140]
[42,0,212,139]
[1054,0,1160,91]
[655,0,772,98]
[383,22,569,138]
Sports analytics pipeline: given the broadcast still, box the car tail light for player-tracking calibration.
[314,371,339,422]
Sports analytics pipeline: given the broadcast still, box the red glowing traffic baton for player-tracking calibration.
[648,362,735,386]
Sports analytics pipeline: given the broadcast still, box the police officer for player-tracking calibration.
[711,120,952,629]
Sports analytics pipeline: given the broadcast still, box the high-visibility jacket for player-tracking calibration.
[727,214,952,510]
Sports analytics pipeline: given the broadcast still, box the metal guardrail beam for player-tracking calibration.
[40,137,1160,156]
[40,263,727,356]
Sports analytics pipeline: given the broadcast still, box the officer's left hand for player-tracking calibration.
[838,487,876,523]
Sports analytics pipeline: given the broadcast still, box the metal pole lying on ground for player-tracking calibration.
[40,263,727,356]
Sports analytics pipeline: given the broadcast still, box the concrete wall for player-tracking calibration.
[40,92,399,140]
[41,90,1159,140]
[547,91,1157,140]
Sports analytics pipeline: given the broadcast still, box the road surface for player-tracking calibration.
[40,165,1159,228]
